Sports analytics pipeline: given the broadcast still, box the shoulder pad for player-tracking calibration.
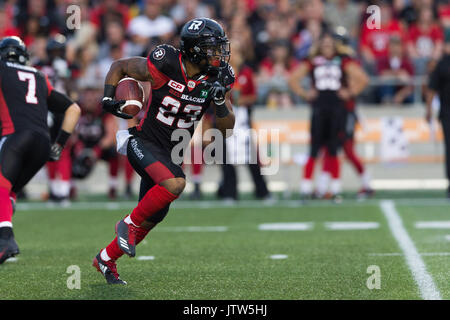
[147,44,179,76]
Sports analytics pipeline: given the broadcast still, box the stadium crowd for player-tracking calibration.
[1,0,450,106]
[1,0,449,200]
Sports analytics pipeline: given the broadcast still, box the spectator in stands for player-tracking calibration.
[98,20,138,61]
[90,0,130,42]
[377,35,414,104]
[398,0,439,27]
[98,43,124,81]
[292,0,328,61]
[75,43,102,92]
[247,0,278,65]
[65,0,98,65]
[407,6,444,75]
[229,8,255,66]
[360,0,404,75]
[170,0,212,28]
[0,3,19,38]
[323,0,361,49]
[257,39,297,109]
[15,0,64,46]
[438,1,450,28]
[28,35,49,66]
[127,0,175,53]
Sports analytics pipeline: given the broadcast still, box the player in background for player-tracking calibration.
[0,36,80,264]
[426,32,450,198]
[93,18,235,284]
[317,39,373,199]
[288,32,368,201]
[71,84,120,199]
[218,41,270,201]
[36,35,76,202]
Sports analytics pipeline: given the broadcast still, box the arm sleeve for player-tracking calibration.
[47,90,73,114]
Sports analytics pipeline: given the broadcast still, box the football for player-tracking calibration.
[115,77,145,117]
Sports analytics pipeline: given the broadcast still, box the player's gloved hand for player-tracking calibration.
[209,81,226,105]
[49,143,63,161]
[102,97,132,119]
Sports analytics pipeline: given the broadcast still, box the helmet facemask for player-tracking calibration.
[192,37,230,73]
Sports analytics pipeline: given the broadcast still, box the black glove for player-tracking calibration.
[49,143,63,161]
[102,97,132,119]
[209,81,226,105]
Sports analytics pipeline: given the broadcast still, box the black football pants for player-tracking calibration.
[0,130,50,193]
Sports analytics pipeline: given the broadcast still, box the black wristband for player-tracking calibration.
[104,84,116,98]
[215,103,229,118]
[55,130,71,147]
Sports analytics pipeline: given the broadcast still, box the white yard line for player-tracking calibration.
[370,252,450,257]
[380,200,442,300]
[269,254,288,260]
[324,222,380,230]
[415,221,450,229]
[258,222,314,231]
[137,256,155,261]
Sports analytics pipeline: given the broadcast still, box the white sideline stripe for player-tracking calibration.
[157,226,228,232]
[325,222,380,230]
[370,252,450,257]
[415,221,450,229]
[258,222,313,231]
[445,235,450,241]
[14,198,450,211]
[372,179,448,190]
[380,200,442,300]
[137,256,155,261]
[269,254,288,260]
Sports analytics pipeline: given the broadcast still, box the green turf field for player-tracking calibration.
[1,196,449,300]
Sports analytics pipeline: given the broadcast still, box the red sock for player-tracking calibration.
[129,185,178,226]
[109,156,119,177]
[105,236,123,261]
[304,157,316,179]
[105,225,150,261]
[59,148,72,181]
[343,140,364,174]
[47,162,57,180]
[0,187,13,225]
[192,163,202,176]
[327,155,340,179]
[322,149,331,174]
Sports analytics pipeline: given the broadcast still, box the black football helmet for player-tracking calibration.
[46,34,67,60]
[180,18,230,73]
[0,36,29,65]
[72,149,97,179]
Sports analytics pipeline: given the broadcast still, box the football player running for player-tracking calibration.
[93,18,235,284]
